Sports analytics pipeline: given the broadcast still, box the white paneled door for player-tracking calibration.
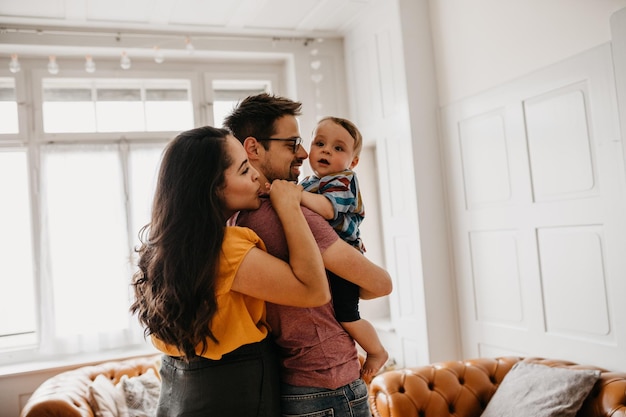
[440,43,626,370]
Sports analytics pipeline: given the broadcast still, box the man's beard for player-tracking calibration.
[261,159,299,182]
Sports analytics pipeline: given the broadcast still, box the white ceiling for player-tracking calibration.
[0,0,372,38]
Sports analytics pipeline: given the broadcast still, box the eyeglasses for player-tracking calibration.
[257,137,303,153]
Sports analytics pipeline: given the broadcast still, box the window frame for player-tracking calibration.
[0,61,286,369]
[203,71,281,126]
[0,71,29,144]
[30,69,205,142]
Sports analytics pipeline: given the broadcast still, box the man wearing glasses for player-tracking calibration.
[224,93,391,417]
[255,136,304,182]
[223,95,305,184]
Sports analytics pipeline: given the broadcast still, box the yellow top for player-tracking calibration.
[151,226,269,359]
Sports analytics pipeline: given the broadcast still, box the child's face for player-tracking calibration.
[308,119,359,177]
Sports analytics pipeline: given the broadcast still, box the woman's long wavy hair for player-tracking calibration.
[130,126,233,360]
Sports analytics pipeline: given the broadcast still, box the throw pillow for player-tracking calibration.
[119,368,161,417]
[480,361,601,417]
[87,374,128,417]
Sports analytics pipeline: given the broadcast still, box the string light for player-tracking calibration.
[185,36,194,53]
[3,31,324,74]
[85,55,96,73]
[153,46,164,64]
[309,45,324,121]
[120,51,131,70]
[47,55,59,75]
[9,54,21,73]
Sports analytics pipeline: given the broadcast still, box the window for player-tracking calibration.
[0,78,18,134]
[42,78,193,133]
[37,143,162,353]
[0,150,36,351]
[212,80,270,127]
[0,68,282,366]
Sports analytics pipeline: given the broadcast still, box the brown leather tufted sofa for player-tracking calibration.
[20,354,161,417]
[368,356,626,417]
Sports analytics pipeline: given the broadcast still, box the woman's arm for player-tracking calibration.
[321,239,393,299]
[231,180,330,307]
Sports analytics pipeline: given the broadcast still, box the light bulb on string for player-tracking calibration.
[311,74,323,84]
[120,51,131,70]
[85,55,96,73]
[47,55,60,75]
[185,36,194,53]
[9,54,21,74]
[153,46,164,64]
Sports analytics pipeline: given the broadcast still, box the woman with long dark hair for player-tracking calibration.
[130,126,329,416]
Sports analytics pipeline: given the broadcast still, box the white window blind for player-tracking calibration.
[0,150,36,351]
[36,142,163,355]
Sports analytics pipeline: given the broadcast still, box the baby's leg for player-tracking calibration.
[341,319,388,384]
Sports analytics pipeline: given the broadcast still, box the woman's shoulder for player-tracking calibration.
[216,226,267,294]
[222,226,267,256]
[224,226,261,244]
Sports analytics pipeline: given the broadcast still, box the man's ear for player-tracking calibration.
[243,137,261,160]
[349,156,360,169]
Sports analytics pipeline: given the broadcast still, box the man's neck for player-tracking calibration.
[257,173,270,191]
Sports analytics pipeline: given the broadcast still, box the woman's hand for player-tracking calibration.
[233,178,330,307]
[269,180,303,215]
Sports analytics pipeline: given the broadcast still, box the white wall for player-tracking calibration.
[415,0,626,365]
[612,8,626,149]
[339,0,626,367]
[342,0,460,367]
[439,42,626,368]
[428,0,626,105]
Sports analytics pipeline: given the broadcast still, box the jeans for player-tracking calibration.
[280,379,371,417]
[156,337,280,417]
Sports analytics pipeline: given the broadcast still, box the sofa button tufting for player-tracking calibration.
[367,357,625,417]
